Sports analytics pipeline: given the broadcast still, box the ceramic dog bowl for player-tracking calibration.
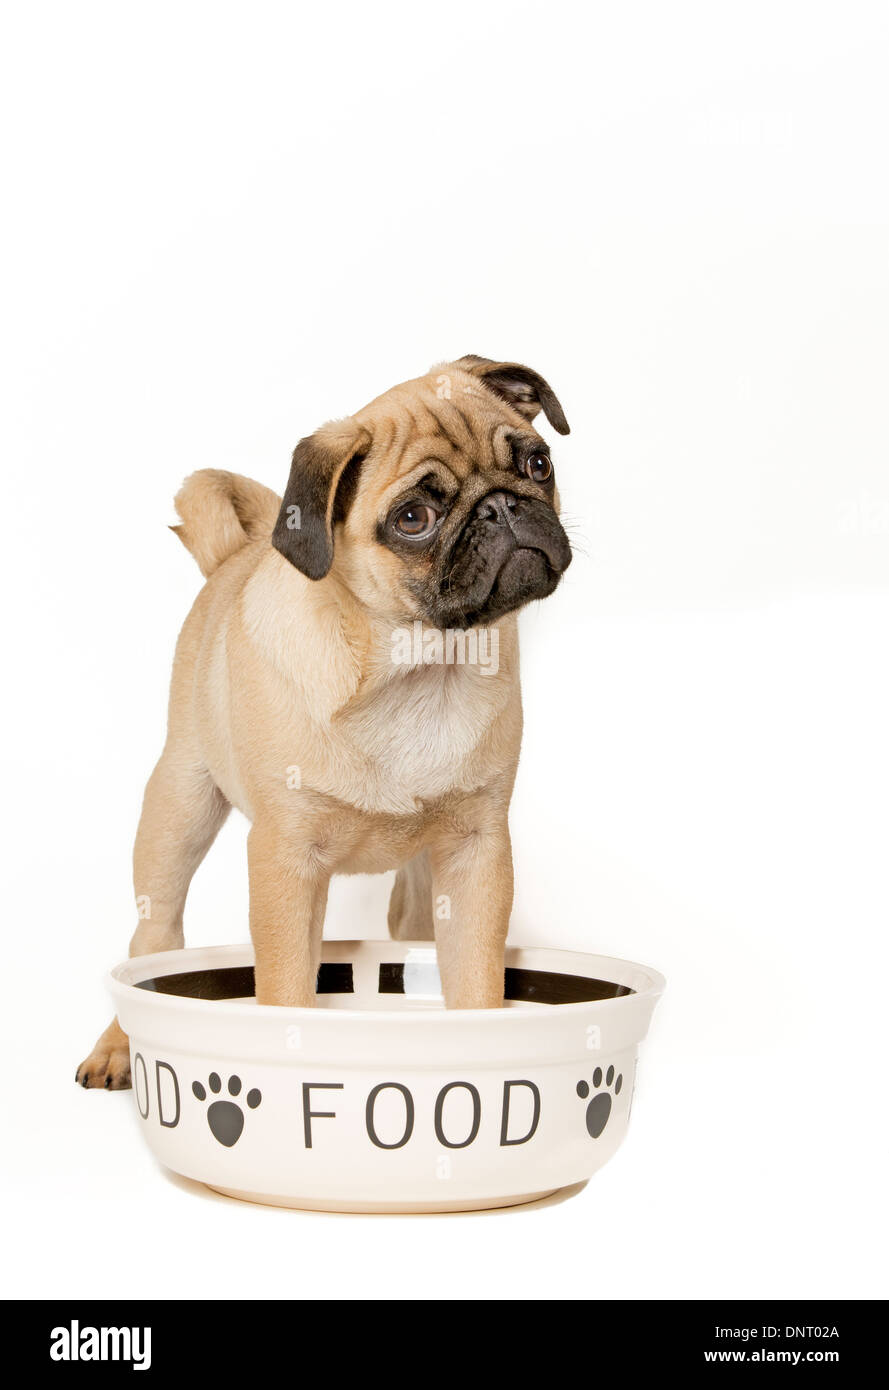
[110,940,664,1213]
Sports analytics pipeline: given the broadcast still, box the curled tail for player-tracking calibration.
[171,470,281,577]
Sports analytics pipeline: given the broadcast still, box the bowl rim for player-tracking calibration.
[109,939,666,1025]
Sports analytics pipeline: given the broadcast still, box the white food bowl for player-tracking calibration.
[111,939,664,1213]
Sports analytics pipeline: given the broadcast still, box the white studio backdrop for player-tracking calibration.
[1,1,887,1299]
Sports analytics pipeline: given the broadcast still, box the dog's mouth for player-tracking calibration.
[428,493,572,628]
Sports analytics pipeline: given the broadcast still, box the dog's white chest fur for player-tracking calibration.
[240,562,518,818]
[334,660,512,814]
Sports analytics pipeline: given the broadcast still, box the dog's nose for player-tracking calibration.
[474,490,518,522]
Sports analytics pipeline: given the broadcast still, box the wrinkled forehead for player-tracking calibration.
[353,370,540,491]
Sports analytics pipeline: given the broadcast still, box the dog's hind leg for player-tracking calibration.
[76,748,230,1089]
[128,751,230,958]
[387,851,435,941]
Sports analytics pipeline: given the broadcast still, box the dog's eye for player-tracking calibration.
[523,451,552,482]
[394,503,439,538]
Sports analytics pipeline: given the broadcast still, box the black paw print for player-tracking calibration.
[192,1072,261,1147]
[576,1065,622,1138]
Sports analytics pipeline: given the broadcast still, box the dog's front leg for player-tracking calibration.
[248,821,331,1007]
[427,818,513,1009]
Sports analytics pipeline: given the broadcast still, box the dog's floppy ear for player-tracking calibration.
[455,355,570,435]
[272,419,370,580]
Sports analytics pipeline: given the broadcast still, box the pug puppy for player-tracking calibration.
[77,356,572,1090]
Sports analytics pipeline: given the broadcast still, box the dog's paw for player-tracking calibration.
[76,1018,131,1090]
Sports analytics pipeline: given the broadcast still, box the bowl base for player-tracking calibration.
[205,1183,561,1214]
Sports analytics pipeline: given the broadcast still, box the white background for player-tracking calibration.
[2,0,887,1300]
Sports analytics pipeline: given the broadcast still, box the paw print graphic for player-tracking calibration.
[192,1072,261,1147]
[576,1064,622,1138]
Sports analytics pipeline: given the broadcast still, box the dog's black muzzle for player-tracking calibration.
[430,490,572,628]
